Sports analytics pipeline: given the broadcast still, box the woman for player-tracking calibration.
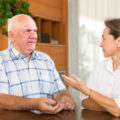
[62,19,120,117]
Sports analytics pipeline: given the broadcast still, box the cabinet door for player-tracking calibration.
[36,44,66,71]
[28,0,62,21]
[50,46,65,70]
[35,44,50,56]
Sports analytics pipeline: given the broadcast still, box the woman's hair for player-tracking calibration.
[105,18,120,39]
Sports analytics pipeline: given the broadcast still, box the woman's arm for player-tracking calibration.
[62,74,120,117]
[82,98,105,111]
[84,89,120,117]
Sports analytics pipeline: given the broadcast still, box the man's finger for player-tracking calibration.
[44,98,56,105]
[54,103,64,113]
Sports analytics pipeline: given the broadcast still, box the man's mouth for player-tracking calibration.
[28,41,36,44]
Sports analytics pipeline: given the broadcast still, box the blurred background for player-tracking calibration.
[68,0,120,106]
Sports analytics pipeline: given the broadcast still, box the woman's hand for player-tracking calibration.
[62,74,90,95]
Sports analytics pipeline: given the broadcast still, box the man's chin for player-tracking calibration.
[28,48,35,53]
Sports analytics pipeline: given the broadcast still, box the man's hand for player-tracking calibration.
[57,95,76,110]
[36,97,64,114]
[53,90,76,110]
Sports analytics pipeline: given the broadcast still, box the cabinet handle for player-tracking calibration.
[39,45,45,48]
[55,46,62,48]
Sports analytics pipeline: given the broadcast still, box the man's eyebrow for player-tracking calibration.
[25,29,37,32]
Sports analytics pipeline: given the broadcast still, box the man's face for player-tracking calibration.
[99,27,118,57]
[10,18,37,55]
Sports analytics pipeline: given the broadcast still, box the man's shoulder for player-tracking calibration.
[34,50,52,61]
[0,49,10,61]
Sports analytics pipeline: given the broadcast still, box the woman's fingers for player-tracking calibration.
[62,75,72,82]
[71,74,81,81]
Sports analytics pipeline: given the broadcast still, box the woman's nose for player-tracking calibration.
[99,41,103,47]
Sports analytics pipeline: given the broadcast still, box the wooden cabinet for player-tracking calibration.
[28,0,62,21]
[30,0,68,73]
[50,45,66,70]
[36,43,66,70]
[33,17,63,44]
[0,0,68,74]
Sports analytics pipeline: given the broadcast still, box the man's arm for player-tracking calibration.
[0,94,35,110]
[0,94,64,114]
[53,90,76,110]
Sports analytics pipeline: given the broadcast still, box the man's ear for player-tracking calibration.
[8,31,14,42]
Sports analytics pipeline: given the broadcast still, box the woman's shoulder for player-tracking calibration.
[95,58,112,69]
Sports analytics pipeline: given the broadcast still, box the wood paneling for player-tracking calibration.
[0,24,8,50]
[35,43,66,71]
[32,0,68,73]
[50,46,65,70]
[62,0,68,74]
[29,0,62,21]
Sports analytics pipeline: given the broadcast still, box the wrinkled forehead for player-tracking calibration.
[10,16,37,31]
[20,20,37,30]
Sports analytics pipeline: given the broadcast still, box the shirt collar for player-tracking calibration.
[9,46,37,60]
[105,58,113,73]
[104,57,120,73]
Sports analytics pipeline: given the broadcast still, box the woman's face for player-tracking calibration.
[100,27,119,57]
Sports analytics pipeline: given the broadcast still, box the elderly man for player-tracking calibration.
[0,14,75,114]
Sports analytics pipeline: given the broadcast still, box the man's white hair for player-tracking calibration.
[8,14,33,32]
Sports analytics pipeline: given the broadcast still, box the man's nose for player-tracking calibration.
[30,31,37,38]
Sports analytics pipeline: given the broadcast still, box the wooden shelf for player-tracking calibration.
[31,0,68,73]
[33,17,62,44]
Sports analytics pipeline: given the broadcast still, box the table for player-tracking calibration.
[0,108,119,120]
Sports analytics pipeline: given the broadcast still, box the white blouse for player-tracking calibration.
[81,58,120,107]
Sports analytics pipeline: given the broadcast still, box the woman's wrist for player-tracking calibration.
[87,89,93,97]
[79,86,90,96]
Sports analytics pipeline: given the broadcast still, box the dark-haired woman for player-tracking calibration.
[63,18,120,117]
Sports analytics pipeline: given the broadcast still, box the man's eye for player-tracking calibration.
[26,30,31,32]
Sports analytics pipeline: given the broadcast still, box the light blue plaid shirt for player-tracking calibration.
[0,47,66,99]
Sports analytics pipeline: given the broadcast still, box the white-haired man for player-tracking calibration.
[0,14,75,114]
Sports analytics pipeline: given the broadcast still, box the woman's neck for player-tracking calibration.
[112,55,120,72]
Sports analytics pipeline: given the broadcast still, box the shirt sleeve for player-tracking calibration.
[0,57,9,94]
[52,67,66,94]
[48,59,66,95]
